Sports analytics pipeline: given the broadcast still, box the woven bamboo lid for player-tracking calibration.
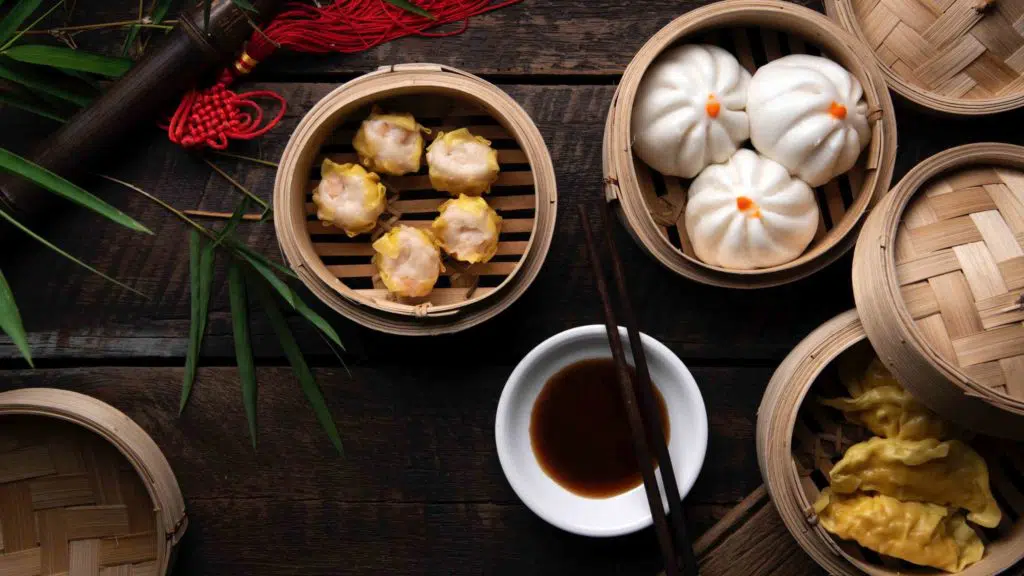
[825,0,1024,114]
[853,142,1024,438]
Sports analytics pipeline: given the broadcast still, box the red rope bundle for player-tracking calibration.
[167,0,523,150]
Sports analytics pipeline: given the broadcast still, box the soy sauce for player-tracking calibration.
[529,358,670,498]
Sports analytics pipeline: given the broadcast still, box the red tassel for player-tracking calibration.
[167,0,522,150]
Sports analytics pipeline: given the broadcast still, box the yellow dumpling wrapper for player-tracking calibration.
[426,128,500,196]
[829,437,1002,528]
[312,160,386,237]
[431,194,502,263]
[352,107,427,176]
[814,488,984,572]
[825,354,949,440]
[372,225,441,298]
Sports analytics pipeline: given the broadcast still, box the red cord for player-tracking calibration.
[167,0,523,150]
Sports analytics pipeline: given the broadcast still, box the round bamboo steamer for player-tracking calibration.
[603,0,898,289]
[275,63,557,335]
[0,388,186,576]
[825,0,1024,115]
[853,142,1024,439]
[758,310,1024,576]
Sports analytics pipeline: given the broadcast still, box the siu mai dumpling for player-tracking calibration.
[432,194,502,263]
[312,160,386,237]
[372,225,442,298]
[353,107,427,175]
[631,44,751,178]
[814,488,984,572]
[829,437,1002,528]
[684,149,819,269]
[747,55,870,187]
[426,128,500,196]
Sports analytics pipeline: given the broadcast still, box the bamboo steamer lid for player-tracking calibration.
[853,142,1024,438]
[758,310,1024,576]
[825,0,1024,115]
[0,388,186,575]
[603,0,897,289]
[275,64,557,335]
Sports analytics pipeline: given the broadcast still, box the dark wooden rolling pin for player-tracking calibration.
[0,0,283,224]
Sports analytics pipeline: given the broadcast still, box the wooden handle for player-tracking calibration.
[0,0,284,224]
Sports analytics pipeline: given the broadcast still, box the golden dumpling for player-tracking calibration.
[372,225,441,298]
[830,437,1002,528]
[312,160,386,237]
[353,107,427,175]
[426,128,500,196]
[814,488,984,572]
[432,194,502,263]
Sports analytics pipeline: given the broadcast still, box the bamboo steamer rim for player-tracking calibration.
[604,0,897,289]
[0,388,186,575]
[824,0,1024,116]
[758,309,1024,576]
[274,63,557,335]
[852,142,1024,439]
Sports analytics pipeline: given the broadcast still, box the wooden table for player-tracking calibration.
[1,1,1023,573]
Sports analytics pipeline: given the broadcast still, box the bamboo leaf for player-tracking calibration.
[228,259,257,449]
[211,197,249,250]
[0,59,92,106]
[252,276,343,455]
[0,269,32,367]
[121,24,140,57]
[4,45,132,77]
[61,68,102,90]
[181,230,215,414]
[383,0,434,19]
[231,0,256,12]
[0,0,45,46]
[0,206,145,297]
[226,239,298,279]
[0,91,66,122]
[0,148,151,233]
[151,0,173,23]
[203,0,211,31]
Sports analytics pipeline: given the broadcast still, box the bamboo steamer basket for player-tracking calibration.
[758,310,1024,576]
[0,388,186,576]
[852,142,1024,438]
[603,0,898,289]
[275,64,557,335]
[825,0,1024,115]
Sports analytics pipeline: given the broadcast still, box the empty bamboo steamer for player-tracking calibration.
[0,388,186,576]
[853,143,1024,438]
[825,0,1024,115]
[275,64,557,335]
[758,310,1024,576]
[603,0,897,289]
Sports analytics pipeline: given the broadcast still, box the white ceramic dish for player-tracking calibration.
[495,325,708,537]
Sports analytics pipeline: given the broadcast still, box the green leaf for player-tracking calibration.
[203,0,211,31]
[61,68,102,90]
[0,148,151,233]
[383,0,434,19]
[0,91,66,122]
[231,0,257,12]
[0,59,92,107]
[0,0,45,46]
[252,276,343,455]
[4,45,133,78]
[0,205,145,297]
[181,230,216,414]
[151,0,173,23]
[225,239,297,279]
[121,24,140,57]
[228,259,257,449]
[0,269,32,367]
[211,197,249,250]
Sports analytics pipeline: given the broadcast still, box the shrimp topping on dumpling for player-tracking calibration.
[432,195,502,263]
[353,107,427,176]
[426,128,500,196]
[372,225,442,298]
[312,160,386,237]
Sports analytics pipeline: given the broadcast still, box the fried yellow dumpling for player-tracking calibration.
[830,437,1002,528]
[372,225,441,298]
[431,195,502,263]
[353,107,427,175]
[824,353,949,440]
[312,160,386,237]
[814,488,984,572]
[426,128,499,196]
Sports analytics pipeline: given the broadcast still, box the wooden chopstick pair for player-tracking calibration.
[578,203,699,576]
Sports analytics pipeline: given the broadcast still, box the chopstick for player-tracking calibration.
[578,204,697,576]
